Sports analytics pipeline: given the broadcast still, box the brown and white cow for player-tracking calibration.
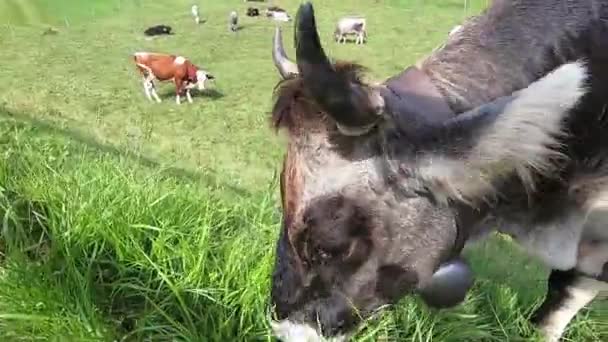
[132,52,214,104]
[269,2,608,342]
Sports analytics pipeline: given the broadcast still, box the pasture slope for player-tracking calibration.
[0,0,605,341]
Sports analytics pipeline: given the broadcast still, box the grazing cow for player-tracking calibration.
[143,24,173,37]
[334,16,367,44]
[191,5,200,24]
[229,11,239,32]
[247,7,260,17]
[132,52,214,104]
[269,2,608,342]
[266,7,291,22]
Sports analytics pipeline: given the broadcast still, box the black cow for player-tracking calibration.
[143,25,173,37]
[247,7,260,17]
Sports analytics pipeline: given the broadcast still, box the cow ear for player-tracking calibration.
[413,61,588,206]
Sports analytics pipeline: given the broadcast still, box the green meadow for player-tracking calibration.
[0,0,605,340]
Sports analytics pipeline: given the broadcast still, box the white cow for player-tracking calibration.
[229,11,239,32]
[266,7,291,22]
[334,16,367,44]
[191,5,200,24]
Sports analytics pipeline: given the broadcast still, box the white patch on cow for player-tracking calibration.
[134,51,148,58]
[506,215,585,271]
[539,277,608,342]
[174,56,186,65]
[582,194,608,240]
[271,320,345,342]
[576,206,608,276]
[577,242,608,276]
[417,61,588,206]
[176,94,181,105]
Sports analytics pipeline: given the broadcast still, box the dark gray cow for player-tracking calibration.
[269,1,608,341]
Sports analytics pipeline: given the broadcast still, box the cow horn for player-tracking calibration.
[273,26,299,79]
[295,2,383,135]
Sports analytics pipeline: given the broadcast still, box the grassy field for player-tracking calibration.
[0,0,605,341]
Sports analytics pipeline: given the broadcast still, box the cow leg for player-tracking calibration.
[186,88,193,103]
[174,78,185,105]
[142,78,153,101]
[149,81,162,103]
[144,79,162,103]
[531,269,602,342]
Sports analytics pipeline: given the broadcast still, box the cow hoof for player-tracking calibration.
[418,258,474,308]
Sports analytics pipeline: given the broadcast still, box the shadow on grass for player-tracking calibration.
[157,87,225,101]
[192,88,224,100]
[0,107,250,198]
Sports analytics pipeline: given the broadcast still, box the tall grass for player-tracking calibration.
[0,116,281,340]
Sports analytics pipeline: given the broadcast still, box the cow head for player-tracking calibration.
[269,3,588,341]
[195,70,214,90]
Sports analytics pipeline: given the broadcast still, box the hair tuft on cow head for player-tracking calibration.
[271,4,385,136]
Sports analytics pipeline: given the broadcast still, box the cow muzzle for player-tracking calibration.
[417,258,474,308]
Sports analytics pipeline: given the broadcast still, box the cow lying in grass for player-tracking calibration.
[132,52,214,104]
[269,1,608,342]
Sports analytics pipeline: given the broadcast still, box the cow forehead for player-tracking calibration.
[300,158,380,204]
[282,145,383,216]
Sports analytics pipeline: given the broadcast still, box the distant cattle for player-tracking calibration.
[247,7,260,17]
[229,11,239,32]
[334,16,367,44]
[143,25,173,37]
[266,7,291,22]
[132,52,214,104]
[191,5,201,24]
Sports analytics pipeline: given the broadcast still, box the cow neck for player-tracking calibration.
[381,66,472,260]
[381,65,455,137]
